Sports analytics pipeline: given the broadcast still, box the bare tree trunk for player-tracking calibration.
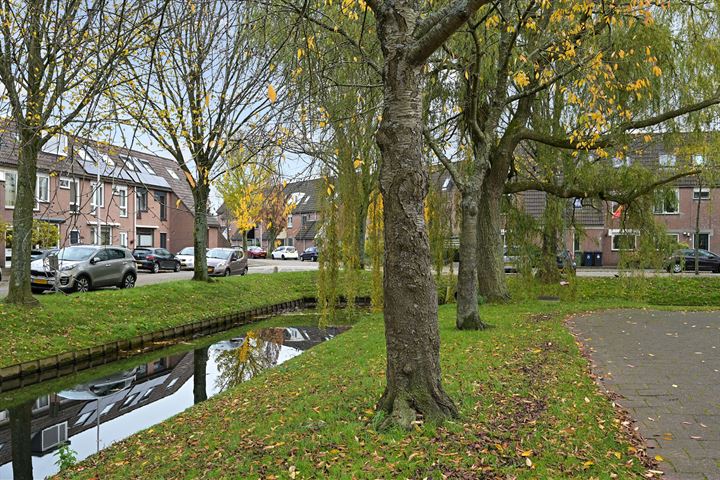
[242,231,248,252]
[477,179,510,301]
[374,10,457,429]
[6,132,40,306]
[192,183,210,281]
[456,192,486,329]
[10,400,33,480]
[193,347,209,404]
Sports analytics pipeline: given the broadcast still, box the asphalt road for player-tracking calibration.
[0,258,319,297]
[0,262,717,297]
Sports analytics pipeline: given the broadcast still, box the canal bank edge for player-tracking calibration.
[0,296,372,392]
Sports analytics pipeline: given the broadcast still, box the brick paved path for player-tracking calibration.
[571,310,720,480]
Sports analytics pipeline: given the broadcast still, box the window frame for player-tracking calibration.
[90,182,105,210]
[693,187,710,201]
[115,185,128,217]
[287,215,293,228]
[36,173,50,204]
[658,154,676,167]
[610,231,638,251]
[3,170,17,208]
[137,189,149,212]
[652,188,680,215]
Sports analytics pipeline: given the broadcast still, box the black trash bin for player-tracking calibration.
[593,251,603,267]
[582,252,593,267]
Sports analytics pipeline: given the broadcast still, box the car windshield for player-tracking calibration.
[207,248,230,259]
[57,247,97,261]
[179,247,194,255]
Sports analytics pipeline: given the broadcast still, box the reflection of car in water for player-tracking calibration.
[58,369,137,400]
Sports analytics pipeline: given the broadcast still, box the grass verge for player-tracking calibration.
[60,299,659,479]
[0,272,326,369]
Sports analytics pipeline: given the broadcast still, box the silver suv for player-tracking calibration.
[30,245,137,293]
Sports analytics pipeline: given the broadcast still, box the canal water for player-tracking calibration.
[0,324,348,479]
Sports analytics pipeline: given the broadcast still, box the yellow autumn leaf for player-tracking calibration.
[205,94,210,107]
[267,84,277,103]
[175,198,181,208]
[654,455,664,462]
[353,158,364,168]
[464,70,469,80]
[297,48,304,60]
[514,71,530,88]
[652,65,662,77]
[520,450,533,457]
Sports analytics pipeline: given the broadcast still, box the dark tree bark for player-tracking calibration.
[373,9,456,430]
[192,179,210,282]
[10,400,33,480]
[193,346,209,404]
[537,195,561,284]
[6,133,41,305]
[477,170,510,302]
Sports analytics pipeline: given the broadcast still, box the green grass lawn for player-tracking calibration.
[58,298,664,479]
[0,272,325,368]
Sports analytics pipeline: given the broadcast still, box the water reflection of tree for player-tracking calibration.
[9,400,33,480]
[193,347,209,404]
[215,329,284,391]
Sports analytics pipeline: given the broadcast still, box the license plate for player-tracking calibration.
[34,278,48,285]
[136,262,143,266]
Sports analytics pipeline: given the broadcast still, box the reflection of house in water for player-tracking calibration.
[282,326,348,351]
[0,352,193,468]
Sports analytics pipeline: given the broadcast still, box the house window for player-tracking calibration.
[115,185,128,217]
[91,226,112,245]
[287,215,293,228]
[611,233,638,251]
[573,231,582,253]
[100,403,115,417]
[160,232,167,249]
[156,191,167,220]
[653,188,679,214]
[69,179,80,213]
[286,238,294,247]
[36,174,50,203]
[40,422,68,451]
[70,230,80,245]
[137,228,154,247]
[58,177,71,189]
[34,395,50,410]
[91,182,104,210]
[659,154,676,167]
[137,189,148,212]
[119,231,128,247]
[693,154,704,165]
[694,233,710,250]
[693,188,710,201]
[74,412,93,427]
[441,177,451,191]
[166,167,179,180]
[4,170,17,208]
[138,159,156,175]
[612,156,631,168]
[302,214,308,225]
[666,233,680,245]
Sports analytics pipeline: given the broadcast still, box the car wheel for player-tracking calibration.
[75,275,91,293]
[282,255,285,260]
[672,263,682,274]
[300,257,305,262]
[241,266,248,276]
[31,287,44,294]
[173,262,180,272]
[120,272,136,289]
[313,256,317,262]
[224,268,231,277]
[152,262,160,274]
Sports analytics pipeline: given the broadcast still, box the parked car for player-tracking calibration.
[207,247,248,276]
[30,245,137,293]
[246,246,267,259]
[556,250,577,270]
[271,246,298,260]
[175,246,196,270]
[666,248,720,273]
[300,246,318,262]
[31,248,59,261]
[133,248,181,273]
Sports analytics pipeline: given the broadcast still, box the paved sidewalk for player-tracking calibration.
[571,310,720,480]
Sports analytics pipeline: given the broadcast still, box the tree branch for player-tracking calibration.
[409,0,491,66]
[423,127,466,190]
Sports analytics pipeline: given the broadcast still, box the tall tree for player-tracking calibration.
[0,0,159,305]
[115,0,295,281]
[367,0,491,428]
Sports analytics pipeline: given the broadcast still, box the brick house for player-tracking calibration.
[508,139,719,266]
[0,126,227,267]
[221,178,323,253]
